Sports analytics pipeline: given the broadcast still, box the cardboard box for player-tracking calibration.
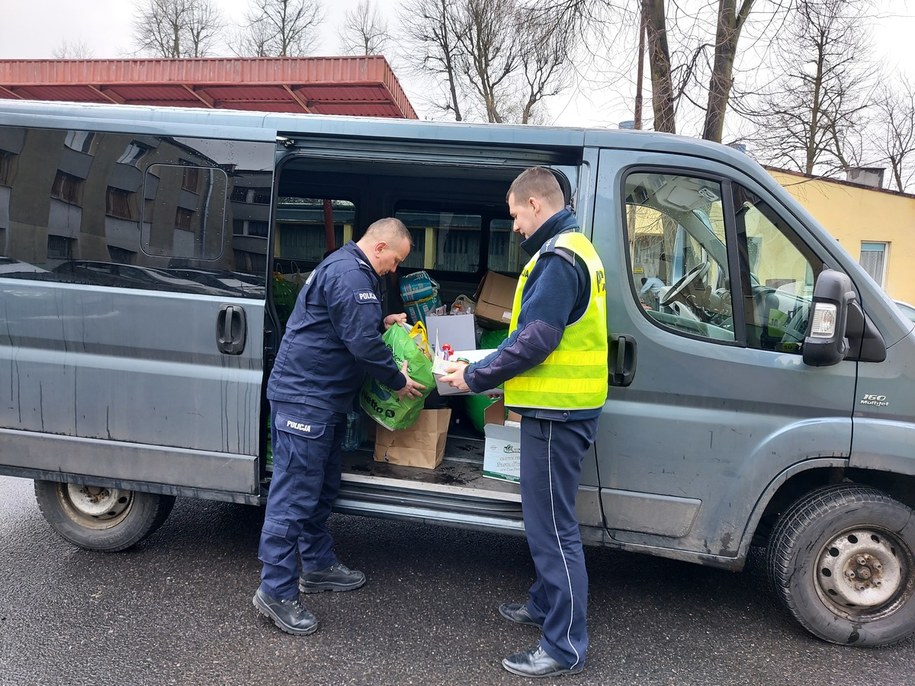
[432,349,502,396]
[480,398,521,425]
[483,420,522,483]
[426,312,476,352]
[373,408,452,469]
[475,271,517,325]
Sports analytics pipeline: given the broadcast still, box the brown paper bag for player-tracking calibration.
[373,408,452,469]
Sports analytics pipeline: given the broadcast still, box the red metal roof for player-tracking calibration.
[0,56,417,119]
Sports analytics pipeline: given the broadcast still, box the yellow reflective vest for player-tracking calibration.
[504,231,609,410]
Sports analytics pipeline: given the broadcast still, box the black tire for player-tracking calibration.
[34,480,176,552]
[766,484,915,646]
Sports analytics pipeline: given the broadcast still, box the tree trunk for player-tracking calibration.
[702,0,754,142]
[643,0,676,133]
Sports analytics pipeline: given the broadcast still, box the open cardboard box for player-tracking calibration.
[482,398,522,483]
[474,271,517,326]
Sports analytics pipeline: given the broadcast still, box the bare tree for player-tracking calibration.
[869,78,915,192]
[643,0,676,133]
[454,0,520,123]
[339,0,391,56]
[542,0,795,140]
[133,0,224,58]
[238,0,325,57]
[53,40,95,59]
[402,0,577,124]
[515,5,576,124]
[744,0,872,177]
[701,0,755,142]
[401,0,467,121]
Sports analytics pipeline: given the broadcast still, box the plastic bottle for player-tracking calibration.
[342,410,363,451]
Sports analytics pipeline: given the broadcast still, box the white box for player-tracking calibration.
[432,349,502,396]
[426,312,476,352]
[482,421,521,483]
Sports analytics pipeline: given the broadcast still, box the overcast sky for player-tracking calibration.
[2,0,915,132]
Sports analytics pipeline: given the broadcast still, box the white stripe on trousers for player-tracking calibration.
[546,420,581,668]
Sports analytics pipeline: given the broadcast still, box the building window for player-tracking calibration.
[106,187,133,219]
[47,235,73,259]
[247,221,268,237]
[175,207,194,231]
[51,171,83,204]
[182,166,200,192]
[0,150,14,185]
[231,186,250,203]
[108,246,136,264]
[860,242,887,286]
[118,142,150,166]
[65,131,94,153]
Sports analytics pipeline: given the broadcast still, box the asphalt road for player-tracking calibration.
[1,474,913,686]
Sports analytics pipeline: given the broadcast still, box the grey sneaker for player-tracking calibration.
[298,562,366,593]
[252,588,318,636]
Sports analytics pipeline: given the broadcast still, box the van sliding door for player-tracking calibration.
[0,126,274,496]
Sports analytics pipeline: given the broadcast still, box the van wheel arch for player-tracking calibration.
[34,479,175,552]
[766,483,915,646]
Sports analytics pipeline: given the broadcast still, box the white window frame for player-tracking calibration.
[860,241,888,287]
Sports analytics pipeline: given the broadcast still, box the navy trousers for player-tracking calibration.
[258,407,345,600]
[519,415,598,670]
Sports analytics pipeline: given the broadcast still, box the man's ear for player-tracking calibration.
[374,240,388,255]
[529,196,541,215]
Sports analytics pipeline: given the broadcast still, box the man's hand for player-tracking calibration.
[384,313,408,331]
[439,361,470,393]
[395,360,426,401]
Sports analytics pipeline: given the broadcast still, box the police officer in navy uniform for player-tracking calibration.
[441,167,608,677]
[254,217,425,636]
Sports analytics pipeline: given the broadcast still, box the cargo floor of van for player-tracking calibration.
[341,433,519,499]
[335,433,524,531]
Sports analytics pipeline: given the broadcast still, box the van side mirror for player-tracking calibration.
[803,270,855,367]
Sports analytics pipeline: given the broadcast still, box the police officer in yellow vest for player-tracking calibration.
[441,167,608,678]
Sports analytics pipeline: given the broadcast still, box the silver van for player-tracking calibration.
[1,100,913,647]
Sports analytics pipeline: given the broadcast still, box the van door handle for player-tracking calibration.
[216,304,247,355]
[608,334,637,387]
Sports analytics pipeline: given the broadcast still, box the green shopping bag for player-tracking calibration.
[359,323,435,431]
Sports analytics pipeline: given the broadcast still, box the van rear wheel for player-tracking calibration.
[34,480,175,552]
[766,484,915,646]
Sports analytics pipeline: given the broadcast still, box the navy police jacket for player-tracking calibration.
[267,241,405,416]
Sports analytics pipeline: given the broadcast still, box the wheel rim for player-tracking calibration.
[816,527,911,618]
[59,483,134,530]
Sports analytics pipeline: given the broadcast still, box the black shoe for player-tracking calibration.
[252,588,318,636]
[501,646,584,678]
[499,602,543,628]
[298,562,366,593]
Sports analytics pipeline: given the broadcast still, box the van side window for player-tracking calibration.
[395,209,482,272]
[733,185,823,354]
[272,196,357,326]
[624,172,736,343]
[488,218,523,273]
[0,127,269,297]
[143,163,227,261]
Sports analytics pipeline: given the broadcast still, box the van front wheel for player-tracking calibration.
[767,484,915,646]
[34,480,175,552]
